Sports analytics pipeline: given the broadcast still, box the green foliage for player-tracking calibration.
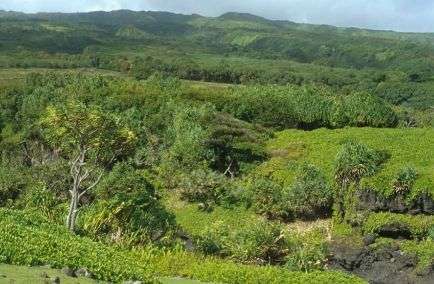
[363,212,434,239]
[246,164,332,221]
[245,178,291,220]
[40,99,137,164]
[14,183,66,223]
[0,209,156,283]
[392,166,418,195]
[288,164,333,219]
[334,141,388,223]
[401,239,434,271]
[0,166,29,207]
[162,104,214,172]
[331,92,398,128]
[259,128,433,226]
[195,218,288,265]
[0,209,363,284]
[176,168,230,207]
[284,229,329,272]
[81,163,176,245]
[335,141,388,186]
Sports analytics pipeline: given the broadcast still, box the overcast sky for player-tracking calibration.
[1,0,433,32]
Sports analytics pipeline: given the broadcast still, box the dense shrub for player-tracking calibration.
[210,85,398,130]
[0,209,155,283]
[331,92,398,128]
[81,163,176,245]
[0,166,29,207]
[14,183,66,223]
[195,218,288,265]
[334,141,389,222]
[392,166,418,195]
[246,164,332,220]
[176,168,230,207]
[287,164,333,219]
[245,178,291,220]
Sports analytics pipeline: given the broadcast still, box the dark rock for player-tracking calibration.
[177,230,196,252]
[328,240,427,284]
[51,276,60,284]
[376,223,412,239]
[61,267,76,277]
[328,243,364,270]
[388,194,407,213]
[75,268,93,278]
[363,234,377,246]
[357,189,434,215]
[420,193,434,214]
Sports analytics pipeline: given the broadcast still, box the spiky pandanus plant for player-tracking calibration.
[334,141,387,223]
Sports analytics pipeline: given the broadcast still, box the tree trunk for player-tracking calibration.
[66,190,78,232]
[66,147,103,233]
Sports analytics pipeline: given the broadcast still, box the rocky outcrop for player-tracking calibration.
[357,190,434,215]
[328,241,433,284]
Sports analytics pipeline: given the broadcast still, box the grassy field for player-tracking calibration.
[0,264,207,284]
[0,264,99,284]
[257,127,434,197]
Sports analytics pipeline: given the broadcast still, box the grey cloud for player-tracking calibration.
[1,0,433,32]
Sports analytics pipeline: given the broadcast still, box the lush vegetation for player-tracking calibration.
[0,8,433,284]
[0,209,364,284]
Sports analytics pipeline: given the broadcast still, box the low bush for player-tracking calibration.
[0,166,29,207]
[245,178,291,220]
[392,166,418,195]
[195,218,288,265]
[246,164,332,220]
[287,164,333,219]
[81,163,176,245]
[285,229,329,272]
[0,209,155,283]
[176,168,229,207]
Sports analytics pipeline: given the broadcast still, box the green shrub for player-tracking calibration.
[245,178,291,220]
[0,209,155,283]
[176,168,229,207]
[334,141,388,223]
[331,92,398,128]
[246,164,332,220]
[0,166,29,207]
[14,183,67,223]
[287,164,333,219]
[401,239,434,271]
[195,218,288,265]
[285,229,329,272]
[392,166,418,195]
[81,163,176,245]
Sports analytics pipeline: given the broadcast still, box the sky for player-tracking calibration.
[0,0,433,33]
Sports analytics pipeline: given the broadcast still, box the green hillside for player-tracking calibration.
[258,128,434,197]
[0,10,433,110]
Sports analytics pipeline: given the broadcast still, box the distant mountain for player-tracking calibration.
[1,9,434,72]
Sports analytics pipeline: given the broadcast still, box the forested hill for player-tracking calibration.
[1,9,434,110]
[2,9,434,67]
